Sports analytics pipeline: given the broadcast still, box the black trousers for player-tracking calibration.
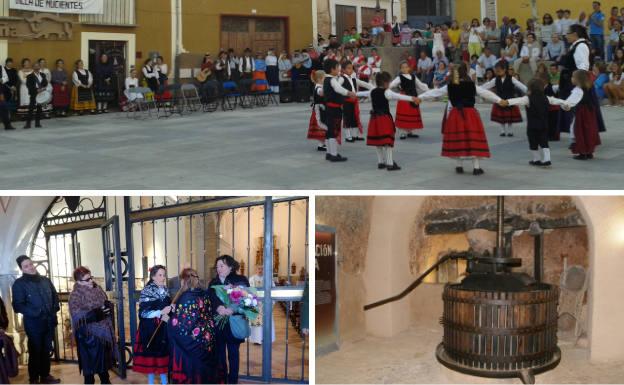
[84,371,111,384]
[528,128,549,150]
[0,102,11,129]
[216,326,242,384]
[27,329,53,381]
[26,97,42,125]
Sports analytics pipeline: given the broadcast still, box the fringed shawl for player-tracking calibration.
[69,283,115,349]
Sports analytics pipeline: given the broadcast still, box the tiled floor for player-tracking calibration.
[1,102,623,190]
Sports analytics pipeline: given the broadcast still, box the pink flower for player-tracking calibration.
[171,318,178,327]
[204,332,211,341]
[229,289,244,303]
[192,328,200,337]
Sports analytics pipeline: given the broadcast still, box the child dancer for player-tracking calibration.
[357,72,420,171]
[389,61,429,140]
[341,61,373,143]
[480,61,527,137]
[308,70,328,152]
[417,62,502,175]
[549,70,602,160]
[323,59,357,162]
[503,78,560,167]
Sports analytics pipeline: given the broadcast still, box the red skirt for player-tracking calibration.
[343,98,363,133]
[132,323,169,375]
[572,105,601,155]
[308,109,327,142]
[491,104,523,124]
[442,107,490,158]
[395,98,424,130]
[367,114,396,147]
[52,84,70,108]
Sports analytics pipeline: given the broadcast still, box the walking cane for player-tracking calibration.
[146,288,184,349]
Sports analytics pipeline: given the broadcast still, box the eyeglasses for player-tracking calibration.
[190,274,199,278]
[80,277,93,282]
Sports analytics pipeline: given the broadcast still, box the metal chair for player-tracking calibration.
[200,81,221,113]
[132,87,157,119]
[221,81,241,111]
[160,84,184,118]
[181,84,202,113]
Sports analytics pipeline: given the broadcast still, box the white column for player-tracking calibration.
[312,0,319,46]
[0,40,7,62]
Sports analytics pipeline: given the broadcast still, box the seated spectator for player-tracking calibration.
[412,31,428,58]
[477,47,498,72]
[548,63,560,85]
[328,34,341,49]
[608,20,623,61]
[514,32,541,74]
[416,50,434,86]
[400,22,413,47]
[470,54,483,80]
[604,63,624,105]
[341,29,352,46]
[593,62,610,101]
[359,28,372,47]
[613,47,624,67]
[484,68,495,83]
[432,50,449,70]
[545,33,566,63]
[501,36,519,63]
[350,27,360,43]
[433,61,449,88]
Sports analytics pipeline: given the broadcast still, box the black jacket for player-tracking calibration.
[11,273,60,335]
[0,296,8,330]
[26,72,48,98]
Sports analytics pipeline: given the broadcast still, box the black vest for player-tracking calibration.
[399,74,418,96]
[323,77,344,105]
[448,81,476,108]
[526,95,549,131]
[371,88,391,115]
[562,39,591,72]
[75,69,90,86]
[341,75,356,92]
[495,76,515,99]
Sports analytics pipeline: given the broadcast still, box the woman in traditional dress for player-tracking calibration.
[51,59,71,117]
[71,60,96,115]
[17,58,34,120]
[133,265,171,385]
[168,268,223,384]
[68,266,115,384]
[94,54,115,114]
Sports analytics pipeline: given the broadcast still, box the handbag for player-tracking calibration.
[229,314,251,340]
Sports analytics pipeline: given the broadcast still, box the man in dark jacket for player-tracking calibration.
[24,62,48,129]
[11,255,61,384]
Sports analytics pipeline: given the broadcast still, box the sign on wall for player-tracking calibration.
[10,0,103,14]
[315,226,339,355]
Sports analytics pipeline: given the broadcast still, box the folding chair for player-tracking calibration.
[222,81,241,111]
[181,84,202,113]
[132,87,158,119]
[237,79,255,109]
[252,79,271,107]
[160,84,184,118]
[200,81,221,113]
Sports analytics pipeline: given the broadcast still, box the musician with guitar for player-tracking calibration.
[24,62,50,129]
[0,63,15,130]
[196,53,215,84]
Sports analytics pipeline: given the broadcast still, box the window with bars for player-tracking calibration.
[406,0,451,17]
[79,0,136,26]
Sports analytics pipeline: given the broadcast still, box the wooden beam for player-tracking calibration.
[45,218,107,235]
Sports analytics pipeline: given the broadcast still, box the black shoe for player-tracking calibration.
[387,162,401,171]
[40,376,61,384]
[407,133,420,138]
[355,137,365,141]
[400,135,407,140]
[473,168,485,175]
[29,378,39,384]
[5,125,16,130]
[540,161,552,167]
[455,167,464,174]
[325,153,332,161]
[507,133,514,137]
[500,133,506,137]
[317,145,327,152]
[529,160,542,166]
[378,163,387,169]
[23,123,31,129]
[35,122,42,128]
[345,137,355,143]
[586,154,594,159]
[573,154,588,160]
[330,154,348,162]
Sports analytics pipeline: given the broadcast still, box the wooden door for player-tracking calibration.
[221,16,252,55]
[362,7,387,30]
[221,17,285,55]
[251,18,285,54]
[335,5,356,37]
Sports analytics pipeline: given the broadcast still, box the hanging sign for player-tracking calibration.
[10,0,104,15]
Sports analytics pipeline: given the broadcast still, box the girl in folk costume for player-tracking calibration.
[133,266,171,385]
[480,61,527,137]
[266,49,280,93]
[36,58,53,119]
[358,71,421,171]
[390,61,430,140]
[124,69,143,109]
[68,266,115,385]
[51,59,71,117]
[418,62,502,175]
[367,49,383,85]
[94,54,115,114]
[323,59,357,162]
[71,60,97,115]
[341,61,373,143]
[142,59,160,94]
[549,70,602,160]
[503,78,561,167]
[17,58,33,119]
[252,52,268,92]
[308,70,328,152]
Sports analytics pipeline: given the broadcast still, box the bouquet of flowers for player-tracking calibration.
[212,285,260,330]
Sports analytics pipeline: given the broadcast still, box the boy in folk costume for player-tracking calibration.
[390,61,430,140]
[503,78,562,167]
[341,61,373,143]
[548,69,602,160]
[480,61,527,137]
[367,49,383,85]
[323,59,357,162]
[308,70,328,152]
[357,72,421,171]
[417,62,502,175]
[238,48,255,80]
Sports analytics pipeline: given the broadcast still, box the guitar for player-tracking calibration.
[196,67,213,83]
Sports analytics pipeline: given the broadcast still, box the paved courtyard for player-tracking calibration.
[0,100,623,190]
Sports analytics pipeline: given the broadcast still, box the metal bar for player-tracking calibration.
[124,197,138,358]
[152,219,156,266]
[285,300,290,379]
[496,197,504,258]
[246,207,251,377]
[112,216,127,378]
[231,209,235,257]
[189,215,193,269]
[262,197,274,383]
[45,218,108,236]
[287,201,292,284]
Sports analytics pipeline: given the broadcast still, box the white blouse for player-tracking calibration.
[548,87,585,109]
[389,74,430,94]
[419,85,502,104]
[506,95,560,107]
[356,88,416,103]
[481,77,528,94]
[72,69,93,87]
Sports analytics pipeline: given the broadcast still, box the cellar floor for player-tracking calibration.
[316,325,624,384]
